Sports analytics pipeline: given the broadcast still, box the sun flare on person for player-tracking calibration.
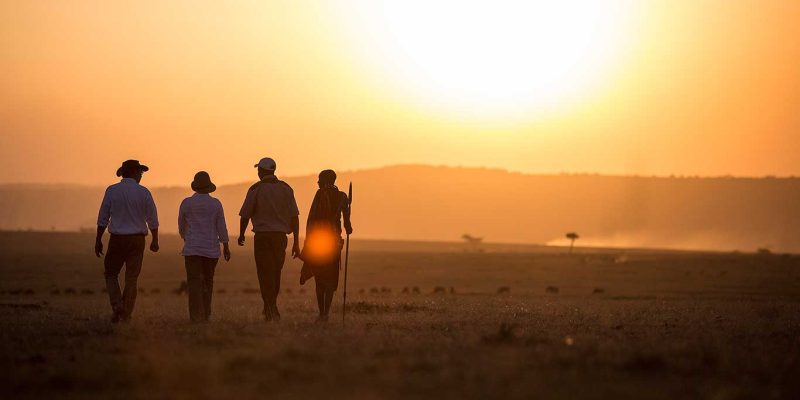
[337,0,640,119]
[303,225,340,265]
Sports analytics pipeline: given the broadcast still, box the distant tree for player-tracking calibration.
[566,232,579,254]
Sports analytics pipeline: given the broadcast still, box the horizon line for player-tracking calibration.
[0,163,798,187]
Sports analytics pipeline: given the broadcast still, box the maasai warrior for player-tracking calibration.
[300,169,353,322]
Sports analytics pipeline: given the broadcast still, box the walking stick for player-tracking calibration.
[342,182,352,325]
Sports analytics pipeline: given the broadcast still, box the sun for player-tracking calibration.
[334,1,639,120]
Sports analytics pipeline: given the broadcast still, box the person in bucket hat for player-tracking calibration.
[95,159,159,323]
[178,171,230,322]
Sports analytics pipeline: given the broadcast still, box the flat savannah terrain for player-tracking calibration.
[1,232,799,399]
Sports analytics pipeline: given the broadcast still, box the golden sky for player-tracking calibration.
[1,0,799,186]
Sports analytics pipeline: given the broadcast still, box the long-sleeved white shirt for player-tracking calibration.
[178,193,229,258]
[97,178,159,235]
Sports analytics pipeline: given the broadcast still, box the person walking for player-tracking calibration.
[238,157,300,321]
[178,171,231,322]
[95,160,159,323]
[299,169,352,322]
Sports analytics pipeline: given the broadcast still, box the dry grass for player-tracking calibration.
[1,232,800,399]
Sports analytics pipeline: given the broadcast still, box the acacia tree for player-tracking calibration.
[566,232,579,254]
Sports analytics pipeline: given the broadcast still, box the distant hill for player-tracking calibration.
[1,165,798,252]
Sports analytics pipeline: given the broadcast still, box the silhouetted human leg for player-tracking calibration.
[121,235,145,320]
[185,256,206,322]
[254,233,287,321]
[271,245,284,320]
[104,235,127,321]
[253,234,272,319]
[323,289,334,317]
[315,282,325,317]
[202,257,218,321]
[268,233,286,321]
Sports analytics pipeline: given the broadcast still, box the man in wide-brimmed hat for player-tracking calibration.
[178,171,230,322]
[238,157,300,322]
[95,160,160,323]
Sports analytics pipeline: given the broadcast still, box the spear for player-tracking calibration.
[342,182,352,325]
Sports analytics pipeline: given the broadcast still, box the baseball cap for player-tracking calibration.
[254,157,276,170]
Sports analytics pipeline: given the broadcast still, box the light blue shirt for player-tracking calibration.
[97,178,159,235]
[179,193,229,258]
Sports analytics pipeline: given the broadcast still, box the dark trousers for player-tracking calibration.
[104,234,145,318]
[184,256,218,322]
[254,232,287,315]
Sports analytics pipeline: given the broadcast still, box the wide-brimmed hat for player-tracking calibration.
[116,160,149,177]
[191,171,216,194]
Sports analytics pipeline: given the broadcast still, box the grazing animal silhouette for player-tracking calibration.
[462,234,484,252]
[433,286,447,294]
[546,286,559,294]
[497,287,511,294]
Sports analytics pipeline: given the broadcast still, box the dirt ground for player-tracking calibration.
[1,232,799,399]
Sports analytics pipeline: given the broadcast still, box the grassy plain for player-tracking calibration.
[1,232,799,399]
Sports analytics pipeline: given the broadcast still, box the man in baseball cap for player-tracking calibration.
[238,156,300,321]
[254,157,276,171]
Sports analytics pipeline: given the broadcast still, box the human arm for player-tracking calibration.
[217,201,231,261]
[149,228,159,252]
[145,191,159,252]
[290,215,300,258]
[95,225,107,257]
[238,187,256,246]
[342,192,353,235]
[95,190,111,257]
[289,190,300,258]
[178,201,187,240]
[238,217,249,246]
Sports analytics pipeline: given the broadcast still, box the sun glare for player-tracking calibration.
[336,0,639,120]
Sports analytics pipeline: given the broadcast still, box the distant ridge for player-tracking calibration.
[1,165,798,252]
